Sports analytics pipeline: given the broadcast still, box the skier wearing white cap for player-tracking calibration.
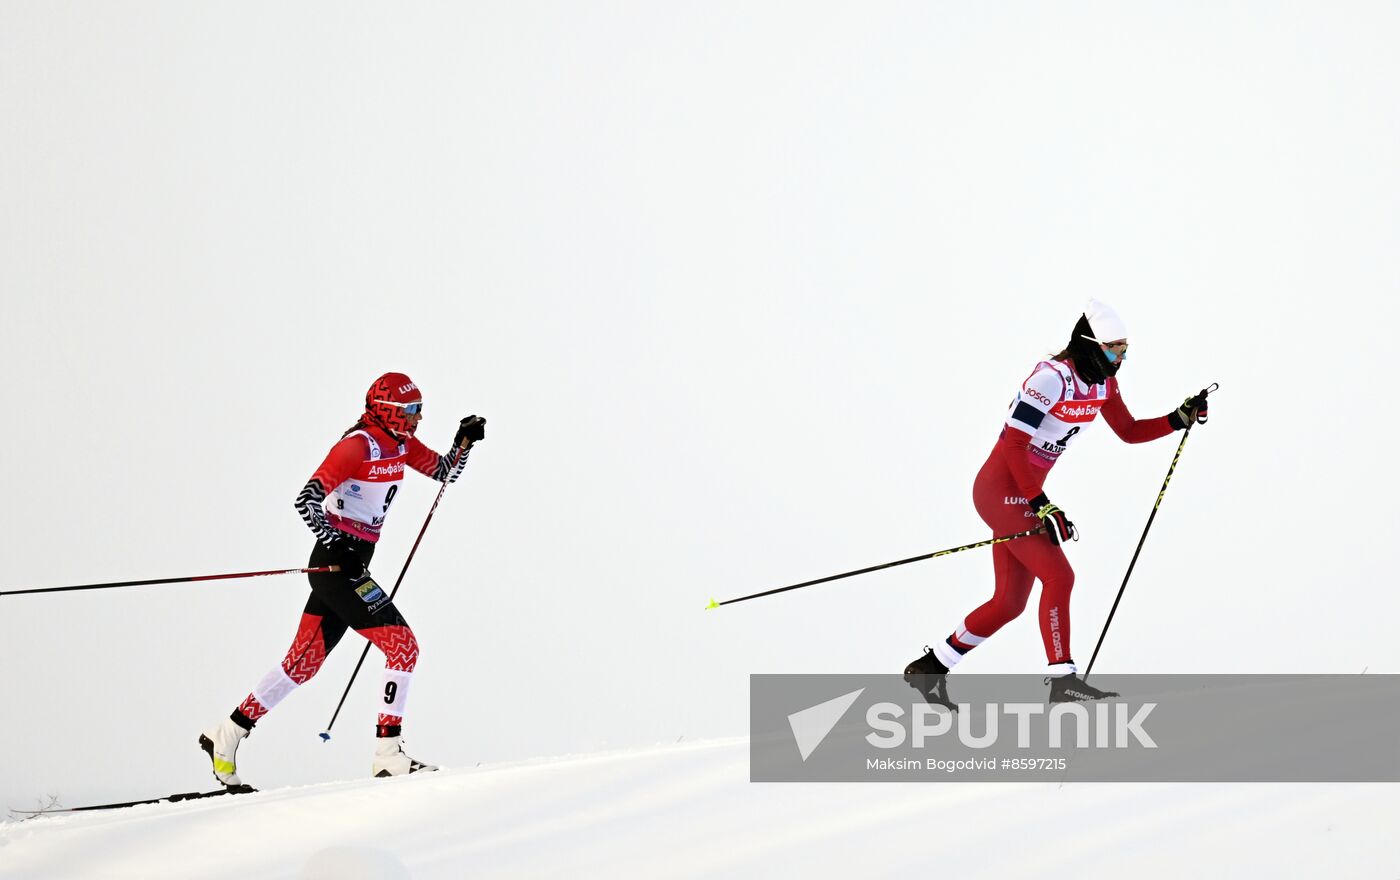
[905,300,1210,703]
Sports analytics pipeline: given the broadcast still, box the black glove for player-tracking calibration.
[455,415,486,447]
[327,538,365,579]
[1029,493,1077,546]
[1168,388,1211,430]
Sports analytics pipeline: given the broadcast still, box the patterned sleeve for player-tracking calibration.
[294,436,365,546]
[405,437,472,484]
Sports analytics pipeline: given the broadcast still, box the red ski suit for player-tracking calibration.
[948,359,1174,669]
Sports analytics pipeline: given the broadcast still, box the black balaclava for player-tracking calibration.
[1065,314,1118,385]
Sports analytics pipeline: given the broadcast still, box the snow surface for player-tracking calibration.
[3,738,1396,879]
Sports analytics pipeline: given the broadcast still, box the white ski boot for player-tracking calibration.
[373,736,438,777]
[198,716,251,787]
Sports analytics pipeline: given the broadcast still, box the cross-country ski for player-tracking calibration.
[12,786,256,817]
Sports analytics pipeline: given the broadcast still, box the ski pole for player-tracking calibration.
[0,566,341,598]
[706,527,1047,610]
[1084,383,1217,679]
[320,444,467,741]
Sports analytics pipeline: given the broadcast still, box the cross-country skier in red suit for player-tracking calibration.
[200,373,486,785]
[904,301,1210,704]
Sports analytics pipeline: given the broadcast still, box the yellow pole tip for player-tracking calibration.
[705,598,720,610]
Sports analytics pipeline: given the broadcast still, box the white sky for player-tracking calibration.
[3,2,1398,806]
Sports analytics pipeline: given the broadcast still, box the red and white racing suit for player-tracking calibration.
[931,358,1174,673]
[296,425,468,544]
[234,424,469,736]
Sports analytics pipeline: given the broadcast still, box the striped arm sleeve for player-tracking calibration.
[438,445,471,484]
[295,479,341,546]
[406,437,472,484]
[294,436,364,546]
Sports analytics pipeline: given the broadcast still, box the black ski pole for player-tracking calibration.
[319,444,467,741]
[706,527,1047,609]
[1084,383,1217,679]
[0,565,340,598]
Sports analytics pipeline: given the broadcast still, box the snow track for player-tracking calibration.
[3,737,1396,879]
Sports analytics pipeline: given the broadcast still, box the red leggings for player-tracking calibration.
[236,538,419,732]
[956,447,1074,665]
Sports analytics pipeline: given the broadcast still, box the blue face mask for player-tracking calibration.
[1103,348,1120,364]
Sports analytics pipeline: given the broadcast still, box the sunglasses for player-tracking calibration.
[1081,334,1127,351]
[375,399,423,415]
[1080,334,1128,364]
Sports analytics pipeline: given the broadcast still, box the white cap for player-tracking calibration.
[1083,299,1128,343]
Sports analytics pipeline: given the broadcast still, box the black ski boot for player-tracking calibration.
[904,647,956,711]
[1047,673,1119,703]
